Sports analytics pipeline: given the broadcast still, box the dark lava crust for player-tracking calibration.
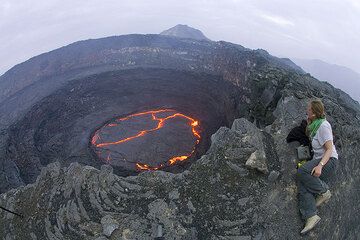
[6,68,241,183]
[91,109,200,170]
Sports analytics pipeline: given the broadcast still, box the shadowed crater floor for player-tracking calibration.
[6,68,241,183]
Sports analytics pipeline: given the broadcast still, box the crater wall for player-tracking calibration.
[5,68,241,183]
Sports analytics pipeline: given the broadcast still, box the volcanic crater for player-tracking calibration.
[6,68,241,183]
[1,31,360,240]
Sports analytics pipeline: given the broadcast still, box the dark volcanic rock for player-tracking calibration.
[0,33,360,239]
[0,34,307,192]
[91,109,200,170]
[4,69,240,185]
[1,116,359,239]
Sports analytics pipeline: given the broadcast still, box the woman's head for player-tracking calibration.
[307,99,325,121]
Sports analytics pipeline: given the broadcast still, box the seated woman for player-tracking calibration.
[297,99,338,235]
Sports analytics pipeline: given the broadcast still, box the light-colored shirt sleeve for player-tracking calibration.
[317,121,333,146]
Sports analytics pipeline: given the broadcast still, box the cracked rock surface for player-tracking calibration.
[0,34,360,239]
[1,112,360,239]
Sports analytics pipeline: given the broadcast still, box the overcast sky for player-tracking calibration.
[1,0,359,75]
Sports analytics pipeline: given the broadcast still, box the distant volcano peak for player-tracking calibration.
[160,24,210,41]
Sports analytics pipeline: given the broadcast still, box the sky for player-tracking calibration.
[1,0,360,75]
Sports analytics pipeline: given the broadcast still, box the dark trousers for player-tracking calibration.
[297,157,337,220]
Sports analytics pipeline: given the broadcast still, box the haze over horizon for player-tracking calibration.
[1,0,359,75]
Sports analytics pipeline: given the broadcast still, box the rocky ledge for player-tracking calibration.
[1,91,360,239]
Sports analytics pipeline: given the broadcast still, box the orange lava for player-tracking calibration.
[91,109,201,171]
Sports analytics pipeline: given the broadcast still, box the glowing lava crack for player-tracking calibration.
[91,109,201,171]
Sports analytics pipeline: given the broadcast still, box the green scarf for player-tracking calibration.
[308,117,325,138]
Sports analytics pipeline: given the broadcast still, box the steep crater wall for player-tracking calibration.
[5,68,241,184]
[1,34,360,238]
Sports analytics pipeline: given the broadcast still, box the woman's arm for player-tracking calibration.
[311,140,333,177]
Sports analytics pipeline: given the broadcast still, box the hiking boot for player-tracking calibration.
[300,215,321,235]
[316,190,331,207]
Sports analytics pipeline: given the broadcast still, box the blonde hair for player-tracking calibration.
[310,99,325,119]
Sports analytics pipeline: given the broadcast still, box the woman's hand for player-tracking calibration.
[311,165,322,177]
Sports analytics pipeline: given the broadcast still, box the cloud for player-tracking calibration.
[280,33,303,43]
[347,0,360,9]
[0,1,11,12]
[258,12,295,27]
